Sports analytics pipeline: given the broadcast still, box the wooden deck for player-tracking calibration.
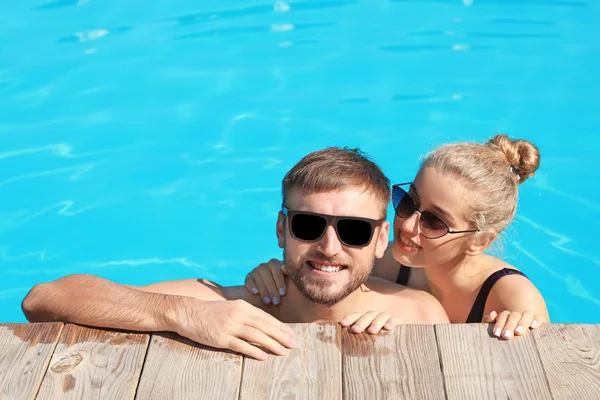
[0,322,598,399]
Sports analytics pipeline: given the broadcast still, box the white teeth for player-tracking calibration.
[400,235,419,248]
[312,264,342,273]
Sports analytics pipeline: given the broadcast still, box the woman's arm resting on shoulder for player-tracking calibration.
[243,259,287,305]
[483,274,550,340]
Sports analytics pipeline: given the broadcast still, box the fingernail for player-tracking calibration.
[340,318,349,325]
[251,287,259,294]
[493,328,502,337]
[352,325,361,332]
[272,296,279,305]
[515,326,523,335]
[385,322,392,328]
[263,296,271,304]
[278,345,286,354]
[531,320,538,329]
[289,337,296,347]
[503,330,513,339]
[280,288,286,296]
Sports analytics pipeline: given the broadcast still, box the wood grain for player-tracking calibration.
[342,325,444,399]
[239,323,342,400]
[0,322,63,400]
[135,332,243,399]
[36,324,148,399]
[534,323,600,399]
[436,323,552,399]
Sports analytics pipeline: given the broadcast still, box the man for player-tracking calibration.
[22,147,449,361]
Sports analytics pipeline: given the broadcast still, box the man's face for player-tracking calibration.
[276,186,390,306]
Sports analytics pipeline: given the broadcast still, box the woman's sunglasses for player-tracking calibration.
[281,207,385,248]
[392,183,478,239]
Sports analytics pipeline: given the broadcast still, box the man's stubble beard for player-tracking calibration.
[284,250,374,306]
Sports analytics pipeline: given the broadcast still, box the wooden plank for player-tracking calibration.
[0,322,63,400]
[36,324,148,399]
[534,324,600,399]
[239,323,342,400]
[436,323,552,400]
[342,325,445,399]
[135,333,243,399]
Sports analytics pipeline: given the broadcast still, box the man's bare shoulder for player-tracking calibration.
[135,278,261,307]
[363,277,449,324]
[363,276,424,297]
[217,283,265,308]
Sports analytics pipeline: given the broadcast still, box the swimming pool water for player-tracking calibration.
[1,0,599,323]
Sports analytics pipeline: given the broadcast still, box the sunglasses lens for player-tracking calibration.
[393,186,416,218]
[420,211,449,238]
[290,213,327,241]
[337,219,374,247]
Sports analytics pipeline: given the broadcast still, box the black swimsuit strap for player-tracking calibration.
[466,268,527,323]
[395,265,411,286]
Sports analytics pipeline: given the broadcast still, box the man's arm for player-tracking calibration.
[21,274,295,360]
[22,274,193,331]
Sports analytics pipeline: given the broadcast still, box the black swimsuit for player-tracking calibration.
[395,266,527,323]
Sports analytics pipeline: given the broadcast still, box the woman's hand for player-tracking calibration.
[244,259,287,305]
[484,310,545,340]
[339,311,402,334]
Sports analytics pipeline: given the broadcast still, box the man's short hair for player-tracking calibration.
[282,147,390,218]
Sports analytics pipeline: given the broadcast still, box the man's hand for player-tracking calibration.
[175,298,296,360]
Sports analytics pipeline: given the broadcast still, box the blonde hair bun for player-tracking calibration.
[487,134,540,183]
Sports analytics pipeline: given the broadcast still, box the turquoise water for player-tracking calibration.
[1,0,599,323]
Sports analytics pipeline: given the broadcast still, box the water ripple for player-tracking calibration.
[390,0,590,7]
[0,144,71,160]
[56,27,132,44]
[170,5,273,27]
[0,164,96,187]
[34,0,87,11]
[0,200,99,234]
[379,45,447,53]
[466,32,560,39]
[84,257,210,274]
[175,25,269,40]
[175,21,335,40]
[0,247,53,262]
[489,18,556,25]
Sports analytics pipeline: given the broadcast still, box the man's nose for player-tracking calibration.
[316,225,342,257]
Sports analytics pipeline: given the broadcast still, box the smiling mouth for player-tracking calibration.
[398,233,420,249]
[307,261,347,273]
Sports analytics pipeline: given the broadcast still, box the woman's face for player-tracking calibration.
[392,166,477,268]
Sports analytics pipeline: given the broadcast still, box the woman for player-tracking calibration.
[245,134,549,340]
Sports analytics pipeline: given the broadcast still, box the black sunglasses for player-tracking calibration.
[392,183,478,239]
[281,207,385,248]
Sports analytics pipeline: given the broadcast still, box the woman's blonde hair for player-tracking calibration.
[422,134,540,235]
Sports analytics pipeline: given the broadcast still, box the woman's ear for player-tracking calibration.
[465,230,496,256]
